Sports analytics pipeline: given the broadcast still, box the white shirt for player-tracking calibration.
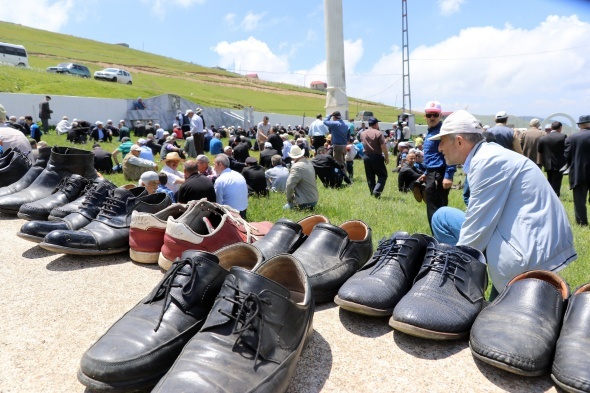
[257,122,271,141]
[190,115,204,134]
[308,119,329,137]
[161,164,184,193]
[56,120,72,135]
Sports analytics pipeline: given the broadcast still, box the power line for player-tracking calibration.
[411,44,590,61]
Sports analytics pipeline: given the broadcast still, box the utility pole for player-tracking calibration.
[401,0,412,113]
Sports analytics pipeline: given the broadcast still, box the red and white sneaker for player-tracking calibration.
[158,199,273,271]
[129,203,189,264]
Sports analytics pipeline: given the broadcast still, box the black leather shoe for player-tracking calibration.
[17,179,117,243]
[469,270,569,376]
[390,241,487,340]
[47,177,107,220]
[39,187,170,255]
[0,146,51,198]
[252,215,329,261]
[335,232,431,316]
[152,253,314,393]
[0,149,31,187]
[0,146,97,215]
[552,283,590,392]
[17,174,90,221]
[293,220,373,303]
[77,244,263,393]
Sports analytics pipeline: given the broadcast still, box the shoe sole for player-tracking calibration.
[388,317,468,340]
[17,212,48,221]
[334,295,392,317]
[16,231,44,243]
[551,373,586,393]
[0,207,20,215]
[158,253,173,271]
[38,242,129,255]
[130,248,159,264]
[77,368,166,393]
[469,344,546,377]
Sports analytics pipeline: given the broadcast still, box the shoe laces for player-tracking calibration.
[425,246,470,285]
[147,257,201,332]
[53,176,83,195]
[79,182,102,209]
[217,204,261,242]
[370,236,418,274]
[219,283,271,367]
[97,192,127,219]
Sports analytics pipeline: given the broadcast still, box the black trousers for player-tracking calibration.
[311,136,326,151]
[425,170,450,229]
[363,154,388,197]
[573,184,589,226]
[546,170,563,197]
[41,118,49,134]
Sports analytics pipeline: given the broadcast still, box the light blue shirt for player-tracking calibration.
[139,145,154,161]
[308,119,328,137]
[214,168,248,211]
[265,165,289,192]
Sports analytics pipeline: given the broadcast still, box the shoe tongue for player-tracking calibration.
[179,250,219,266]
[113,186,145,199]
[391,231,411,243]
[230,266,290,300]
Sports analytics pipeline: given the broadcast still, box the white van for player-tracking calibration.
[0,42,29,67]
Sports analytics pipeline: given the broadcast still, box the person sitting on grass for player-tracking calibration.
[156,172,176,202]
[138,171,160,194]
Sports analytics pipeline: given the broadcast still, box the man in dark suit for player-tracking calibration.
[538,121,567,197]
[92,143,113,174]
[565,115,590,226]
[232,136,250,163]
[311,146,350,188]
[267,126,283,154]
[177,160,216,203]
[38,96,52,135]
[259,142,279,169]
[241,157,268,196]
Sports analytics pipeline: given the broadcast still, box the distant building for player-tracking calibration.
[310,81,327,92]
[246,73,259,79]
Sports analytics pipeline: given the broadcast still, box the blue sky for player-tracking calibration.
[3,0,590,121]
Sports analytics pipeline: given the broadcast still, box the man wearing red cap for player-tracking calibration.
[417,100,456,229]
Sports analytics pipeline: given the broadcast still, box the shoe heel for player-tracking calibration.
[158,253,174,271]
[130,249,160,264]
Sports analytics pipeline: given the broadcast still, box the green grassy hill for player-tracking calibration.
[0,21,410,121]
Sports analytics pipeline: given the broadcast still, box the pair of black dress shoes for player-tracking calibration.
[335,232,488,340]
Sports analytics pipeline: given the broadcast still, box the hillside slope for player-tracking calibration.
[0,21,405,120]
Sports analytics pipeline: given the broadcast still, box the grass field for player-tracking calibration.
[37,132,590,291]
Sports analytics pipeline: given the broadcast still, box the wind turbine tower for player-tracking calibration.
[402,0,412,113]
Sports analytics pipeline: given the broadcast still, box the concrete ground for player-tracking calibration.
[0,215,557,392]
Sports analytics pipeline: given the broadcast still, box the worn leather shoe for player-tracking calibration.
[293,220,373,303]
[552,283,590,392]
[335,232,432,316]
[0,146,51,198]
[470,270,569,376]
[17,174,90,221]
[0,146,96,215]
[17,179,117,243]
[152,253,313,393]
[40,187,170,255]
[390,241,487,340]
[0,148,31,187]
[77,244,263,393]
[252,215,329,261]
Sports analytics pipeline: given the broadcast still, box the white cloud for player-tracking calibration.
[1,0,75,32]
[225,11,267,32]
[224,13,236,25]
[212,36,290,77]
[438,0,465,16]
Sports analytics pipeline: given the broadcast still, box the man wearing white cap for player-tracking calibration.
[487,111,523,153]
[430,110,576,296]
[417,100,456,229]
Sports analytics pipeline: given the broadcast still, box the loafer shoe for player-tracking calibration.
[77,244,263,393]
[335,232,432,316]
[158,199,273,271]
[152,253,314,393]
[390,241,487,340]
[552,283,590,392]
[252,215,329,261]
[470,270,569,376]
[129,203,189,264]
[40,187,171,255]
[293,220,373,303]
[0,146,50,199]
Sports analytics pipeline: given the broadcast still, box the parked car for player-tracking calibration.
[46,62,91,78]
[93,68,133,84]
[0,41,29,67]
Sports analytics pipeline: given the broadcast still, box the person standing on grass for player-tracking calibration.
[564,115,590,226]
[417,100,456,229]
[323,111,351,178]
[360,117,389,198]
[430,110,576,298]
[38,96,52,135]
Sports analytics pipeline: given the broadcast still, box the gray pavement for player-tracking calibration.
[0,215,556,392]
